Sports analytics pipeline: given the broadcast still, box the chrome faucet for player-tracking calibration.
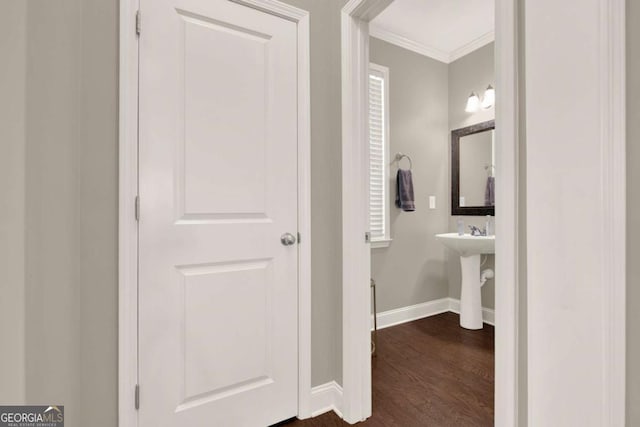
[469,225,486,236]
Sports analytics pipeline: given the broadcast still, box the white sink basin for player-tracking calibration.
[435,233,495,257]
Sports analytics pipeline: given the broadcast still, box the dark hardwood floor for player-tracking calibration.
[287,312,494,427]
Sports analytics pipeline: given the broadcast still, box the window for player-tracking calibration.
[369,63,391,248]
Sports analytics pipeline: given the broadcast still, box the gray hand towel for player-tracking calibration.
[395,169,415,212]
[484,176,495,207]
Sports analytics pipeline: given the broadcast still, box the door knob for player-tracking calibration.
[280,233,297,246]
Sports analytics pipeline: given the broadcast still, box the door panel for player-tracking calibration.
[178,258,273,404]
[138,1,299,425]
[178,9,270,218]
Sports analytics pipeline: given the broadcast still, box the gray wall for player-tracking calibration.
[448,43,496,309]
[1,0,348,425]
[369,38,450,312]
[23,0,118,425]
[279,0,347,387]
[0,0,27,404]
[627,0,640,424]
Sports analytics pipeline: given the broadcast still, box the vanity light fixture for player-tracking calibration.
[465,85,496,112]
[481,85,495,109]
[465,92,481,113]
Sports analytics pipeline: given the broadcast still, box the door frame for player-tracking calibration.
[340,0,521,423]
[341,0,626,426]
[118,1,312,425]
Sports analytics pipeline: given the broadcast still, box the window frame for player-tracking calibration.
[368,63,392,248]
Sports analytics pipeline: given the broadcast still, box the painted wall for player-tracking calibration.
[369,38,450,313]
[627,0,640,424]
[3,2,348,424]
[23,1,118,425]
[0,0,27,405]
[447,43,496,309]
[278,0,348,387]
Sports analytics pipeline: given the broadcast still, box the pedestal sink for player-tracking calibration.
[435,233,495,329]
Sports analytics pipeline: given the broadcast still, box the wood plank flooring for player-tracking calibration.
[287,312,494,427]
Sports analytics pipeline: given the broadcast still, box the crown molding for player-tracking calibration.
[369,25,450,63]
[449,30,495,62]
[369,25,495,64]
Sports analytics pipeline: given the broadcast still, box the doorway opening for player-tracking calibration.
[340,0,521,424]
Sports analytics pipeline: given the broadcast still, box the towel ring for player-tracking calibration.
[395,153,413,170]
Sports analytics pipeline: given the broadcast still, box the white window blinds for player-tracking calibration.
[369,64,390,245]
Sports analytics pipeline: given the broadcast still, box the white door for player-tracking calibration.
[138,0,299,425]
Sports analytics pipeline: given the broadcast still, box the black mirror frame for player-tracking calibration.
[451,119,496,216]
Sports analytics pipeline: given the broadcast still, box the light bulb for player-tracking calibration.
[481,85,495,109]
[465,92,480,113]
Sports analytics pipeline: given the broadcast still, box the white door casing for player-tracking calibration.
[524,0,626,424]
[131,0,309,425]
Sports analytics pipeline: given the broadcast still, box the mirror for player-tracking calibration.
[451,120,495,216]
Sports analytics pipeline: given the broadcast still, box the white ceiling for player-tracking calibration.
[370,0,495,63]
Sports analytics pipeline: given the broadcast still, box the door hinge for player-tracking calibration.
[135,384,140,410]
[135,10,141,36]
[297,232,301,244]
[365,232,371,243]
[135,196,140,221]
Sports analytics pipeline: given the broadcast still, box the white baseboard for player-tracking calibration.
[448,298,495,326]
[372,297,451,330]
[371,297,495,330]
[309,381,343,418]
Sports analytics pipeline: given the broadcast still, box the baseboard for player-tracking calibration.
[309,381,343,418]
[371,297,451,330]
[371,297,495,330]
[448,298,495,326]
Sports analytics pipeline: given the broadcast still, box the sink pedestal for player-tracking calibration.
[459,254,483,330]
